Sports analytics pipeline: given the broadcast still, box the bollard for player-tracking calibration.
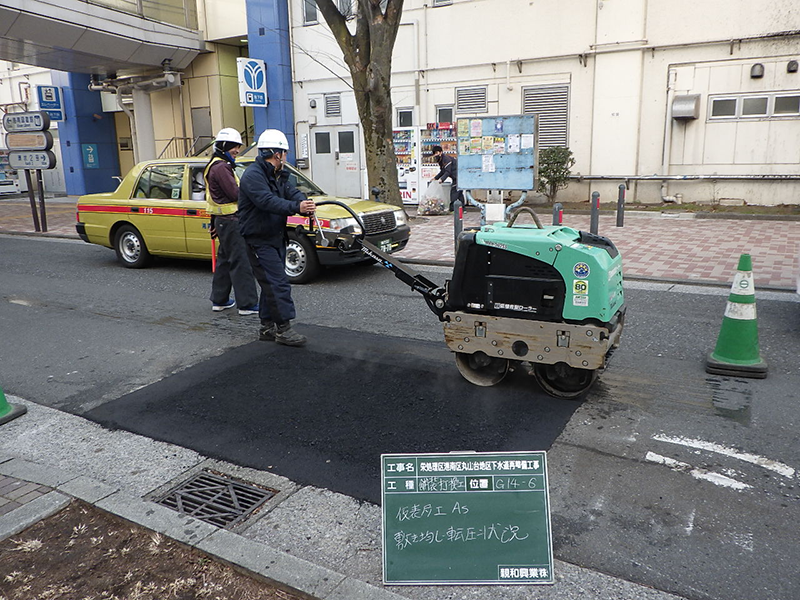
[590,191,600,234]
[552,202,563,225]
[453,199,464,251]
[616,184,625,227]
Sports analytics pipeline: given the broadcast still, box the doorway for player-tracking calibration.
[310,125,361,198]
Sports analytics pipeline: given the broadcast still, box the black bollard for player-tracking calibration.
[552,202,563,225]
[616,184,625,227]
[590,191,600,234]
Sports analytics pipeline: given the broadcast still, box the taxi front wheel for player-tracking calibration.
[285,231,320,284]
[114,224,151,268]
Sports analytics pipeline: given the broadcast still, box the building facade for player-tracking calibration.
[290,0,800,205]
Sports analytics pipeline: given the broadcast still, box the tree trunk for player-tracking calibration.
[315,0,404,207]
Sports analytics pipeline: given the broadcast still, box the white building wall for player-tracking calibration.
[288,0,800,205]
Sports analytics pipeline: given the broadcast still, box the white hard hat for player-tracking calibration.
[215,128,243,145]
[257,129,290,151]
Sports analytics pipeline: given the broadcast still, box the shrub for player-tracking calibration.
[537,147,575,204]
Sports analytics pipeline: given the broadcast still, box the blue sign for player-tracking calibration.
[82,144,99,169]
[237,58,268,107]
[37,86,64,122]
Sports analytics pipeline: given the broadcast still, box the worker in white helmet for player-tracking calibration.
[204,128,259,315]
[238,128,316,347]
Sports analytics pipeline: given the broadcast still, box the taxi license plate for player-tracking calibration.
[379,239,392,253]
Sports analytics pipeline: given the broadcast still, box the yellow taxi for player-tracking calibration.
[76,158,410,283]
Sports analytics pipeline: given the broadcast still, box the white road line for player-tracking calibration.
[645,451,751,491]
[652,434,795,478]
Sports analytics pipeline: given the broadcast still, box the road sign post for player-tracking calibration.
[382,451,554,585]
[2,110,56,232]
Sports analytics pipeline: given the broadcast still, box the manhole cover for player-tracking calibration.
[156,470,275,528]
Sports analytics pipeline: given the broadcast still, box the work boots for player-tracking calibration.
[259,321,306,347]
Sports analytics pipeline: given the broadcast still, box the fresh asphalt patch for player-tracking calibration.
[85,324,579,503]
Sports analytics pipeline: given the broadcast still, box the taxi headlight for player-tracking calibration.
[329,217,362,235]
[393,209,408,226]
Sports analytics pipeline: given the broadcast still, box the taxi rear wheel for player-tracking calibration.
[285,231,320,284]
[114,224,151,268]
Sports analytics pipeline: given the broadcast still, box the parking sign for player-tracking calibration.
[237,58,268,107]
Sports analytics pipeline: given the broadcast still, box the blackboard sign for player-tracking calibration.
[456,115,537,191]
[382,451,553,585]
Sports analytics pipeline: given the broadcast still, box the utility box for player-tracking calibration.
[672,94,701,119]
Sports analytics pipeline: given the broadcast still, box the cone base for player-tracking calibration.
[706,354,768,379]
[0,402,27,426]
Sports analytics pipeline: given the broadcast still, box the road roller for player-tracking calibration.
[311,202,625,399]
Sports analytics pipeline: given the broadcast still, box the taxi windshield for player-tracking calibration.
[235,156,325,197]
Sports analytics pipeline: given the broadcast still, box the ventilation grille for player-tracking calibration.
[456,87,488,113]
[360,210,397,235]
[523,85,569,148]
[157,470,275,529]
[325,94,342,117]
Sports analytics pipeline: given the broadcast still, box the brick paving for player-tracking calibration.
[0,475,52,516]
[396,208,800,290]
[1,196,799,289]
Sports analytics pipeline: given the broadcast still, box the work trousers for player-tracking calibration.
[210,215,258,308]
[246,241,296,325]
[449,186,464,211]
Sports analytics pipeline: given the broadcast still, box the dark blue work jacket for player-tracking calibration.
[238,156,306,247]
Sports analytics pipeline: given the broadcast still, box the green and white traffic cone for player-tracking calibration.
[706,254,768,378]
[0,386,27,426]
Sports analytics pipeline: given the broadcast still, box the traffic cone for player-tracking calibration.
[706,254,767,378]
[0,386,26,426]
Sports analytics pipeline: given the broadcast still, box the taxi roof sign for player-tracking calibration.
[2,111,51,133]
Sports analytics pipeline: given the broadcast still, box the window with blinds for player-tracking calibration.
[456,87,488,113]
[522,85,569,148]
[325,94,342,117]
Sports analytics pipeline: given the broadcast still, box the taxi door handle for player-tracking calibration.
[130,207,139,213]
[187,209,198,215]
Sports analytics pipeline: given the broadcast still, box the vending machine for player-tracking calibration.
[392,127,420,205]
[0,149,20,195]
[393,123,458,206]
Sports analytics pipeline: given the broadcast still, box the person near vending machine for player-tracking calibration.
[431,145,464,212]
[204,128,260,315]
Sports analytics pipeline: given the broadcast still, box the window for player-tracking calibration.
[456,87,488,113]
[741,96,768,117]
[436,106,454,124]
[522,85,569,148]
[708,92,800,120]
[324,94,341,117]
[303,0,317,24]
[774,95,800,115]
[133,165,185,200]
[315,132,331,154]
[710,98,737,118]
[397,108,413,127]
[338,0,355,18]
[338,131,355,154]
[432,0,453,5]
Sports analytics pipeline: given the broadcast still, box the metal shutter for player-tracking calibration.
[456,87,488,113]
[325,94,342,117]
[522,85,569,148]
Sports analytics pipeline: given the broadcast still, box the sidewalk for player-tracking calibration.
[0,396,687,600]
[2,194,799,290]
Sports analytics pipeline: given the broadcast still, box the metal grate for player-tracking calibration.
[156,470,275,528]
[360,210,397,235]
[456,86,488,113]
[325,94,342,117]
[522,85,569,148]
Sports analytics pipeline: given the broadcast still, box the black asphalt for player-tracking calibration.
[85,324,579,504]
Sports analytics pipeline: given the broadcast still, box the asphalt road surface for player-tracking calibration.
[2,234,800,600]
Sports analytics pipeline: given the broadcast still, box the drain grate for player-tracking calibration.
[156,470,275,528]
